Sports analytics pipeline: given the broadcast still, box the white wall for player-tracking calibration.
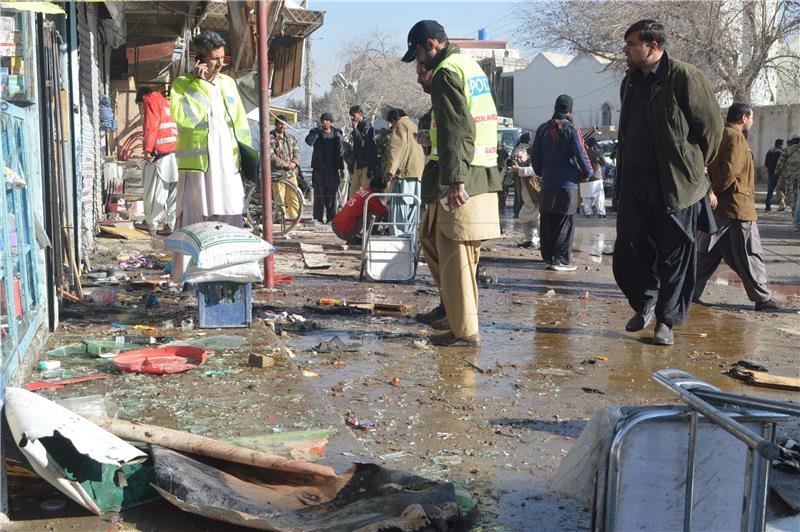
[750,104,800,175]
[513,53,622,133]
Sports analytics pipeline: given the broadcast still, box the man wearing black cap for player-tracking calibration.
[401,20,502,347]
[530,94,593,271]
[614,19,722,345]
[305,112,345,223]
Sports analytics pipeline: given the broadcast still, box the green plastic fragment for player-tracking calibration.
[46,343,88,357]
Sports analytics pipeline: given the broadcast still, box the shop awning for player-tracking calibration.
[0,1,65,15]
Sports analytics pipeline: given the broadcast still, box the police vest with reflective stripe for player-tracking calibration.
[430,52,498,168]
[170,73,252,172]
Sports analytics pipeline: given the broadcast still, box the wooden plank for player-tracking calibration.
[299,243,331,269]
[726,367,800,391]
[99,225,150,240]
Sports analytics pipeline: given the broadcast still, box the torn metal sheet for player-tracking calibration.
[152,446,474,531]
[4,387,150,514]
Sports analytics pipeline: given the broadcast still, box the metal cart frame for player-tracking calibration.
[649,369,799,532]
[359,192,421,283]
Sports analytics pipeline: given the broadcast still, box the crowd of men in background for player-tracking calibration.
[150,23,795,344]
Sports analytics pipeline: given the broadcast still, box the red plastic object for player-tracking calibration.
[112,346,207,375]
[274,275,294,284]
[27,374,108,391]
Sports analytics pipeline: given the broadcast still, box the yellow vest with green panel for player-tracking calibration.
[430,53,498,168]
[170,73,252,172]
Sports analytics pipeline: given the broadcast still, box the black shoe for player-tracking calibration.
[415,303,446,324]
[764,207,772,212]
[653,322,674,345]
[625,307,654,332]
[755,299,780,312]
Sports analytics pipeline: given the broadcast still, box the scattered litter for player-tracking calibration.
[56,394,119,418]
[465,359,490,374]
[412,339,429,349]
[581,387,605,395]
[380,451,409,461]
[726,365,800,391]
[674,331,709,338]
[84,339,139,358]
[40,499,67,512]
[112,346,207,375]
[118,252,165,270]
[579,291,591,300]
[45,343,87,357]
[169,334,247,351]
[734,360,769,372]
[228,428,336,462]
[345,416,376,430]
[83,287,117,305]
[544,289,556,298]
[162,320,174,330]
[37,360,61,371]
[27,375,108,391]
[248,354,274,368]
[314,335,361,353]
[86,416,334,478]
[151,448,473,531]
[391,377,401,387]
[180,318,194,331]
[301,370,319,378]
[594,356,608,362]
[203,368,238,378]
[99,224,149,240]
[300,243,332,269]
[4,388,151,514]
[536,368,573,377]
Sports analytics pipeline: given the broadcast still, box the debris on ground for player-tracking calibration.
[152,447,475,531]
[4,388,152,515]
[726,365,800,391]
[248,354,275,368]
[27,374,108,391]
[112,346,207,375]
[300,242,332,269]
[314,335,362,353]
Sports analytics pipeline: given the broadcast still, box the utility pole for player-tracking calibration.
[303,0,313,121]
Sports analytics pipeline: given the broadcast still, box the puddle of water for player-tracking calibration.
[711,266,800,297]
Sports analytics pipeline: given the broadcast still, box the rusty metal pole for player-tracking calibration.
[257,0,274,288]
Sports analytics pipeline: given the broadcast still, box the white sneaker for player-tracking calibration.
[551,263,577,271]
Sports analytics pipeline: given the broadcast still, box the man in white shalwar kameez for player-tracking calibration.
[170,31,249,287]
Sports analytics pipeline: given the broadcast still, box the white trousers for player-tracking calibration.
[579,180,605,216]
[142,153,178,228]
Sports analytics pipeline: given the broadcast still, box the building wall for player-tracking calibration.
[513,53,622,133]
[750,104,800,175]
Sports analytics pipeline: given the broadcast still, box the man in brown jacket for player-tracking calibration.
[693,103,780,311]
[384,108,425,235]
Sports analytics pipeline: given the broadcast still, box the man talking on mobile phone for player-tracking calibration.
[169,30,253,292]
[402,20,501,347]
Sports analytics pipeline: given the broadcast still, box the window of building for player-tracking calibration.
[601,103,612,127]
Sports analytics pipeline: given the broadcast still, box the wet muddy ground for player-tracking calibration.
[7,199,800,531]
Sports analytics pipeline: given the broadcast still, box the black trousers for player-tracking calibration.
[540,187,577,265]
[313,183,338,223]
[613,187,700,327]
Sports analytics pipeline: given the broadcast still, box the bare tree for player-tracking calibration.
[315,30,429,127]
[516,0,800,103]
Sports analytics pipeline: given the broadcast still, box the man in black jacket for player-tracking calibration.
[305,112,345,223]
[349,105,379,197]
[613,19,723,346]
[765,138,784,211]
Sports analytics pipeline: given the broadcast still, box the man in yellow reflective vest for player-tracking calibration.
[169,30,253,288]
[402,20,502,347]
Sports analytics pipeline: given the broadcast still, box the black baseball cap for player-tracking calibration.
[401,20,447,63]
[320,112,334,122]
